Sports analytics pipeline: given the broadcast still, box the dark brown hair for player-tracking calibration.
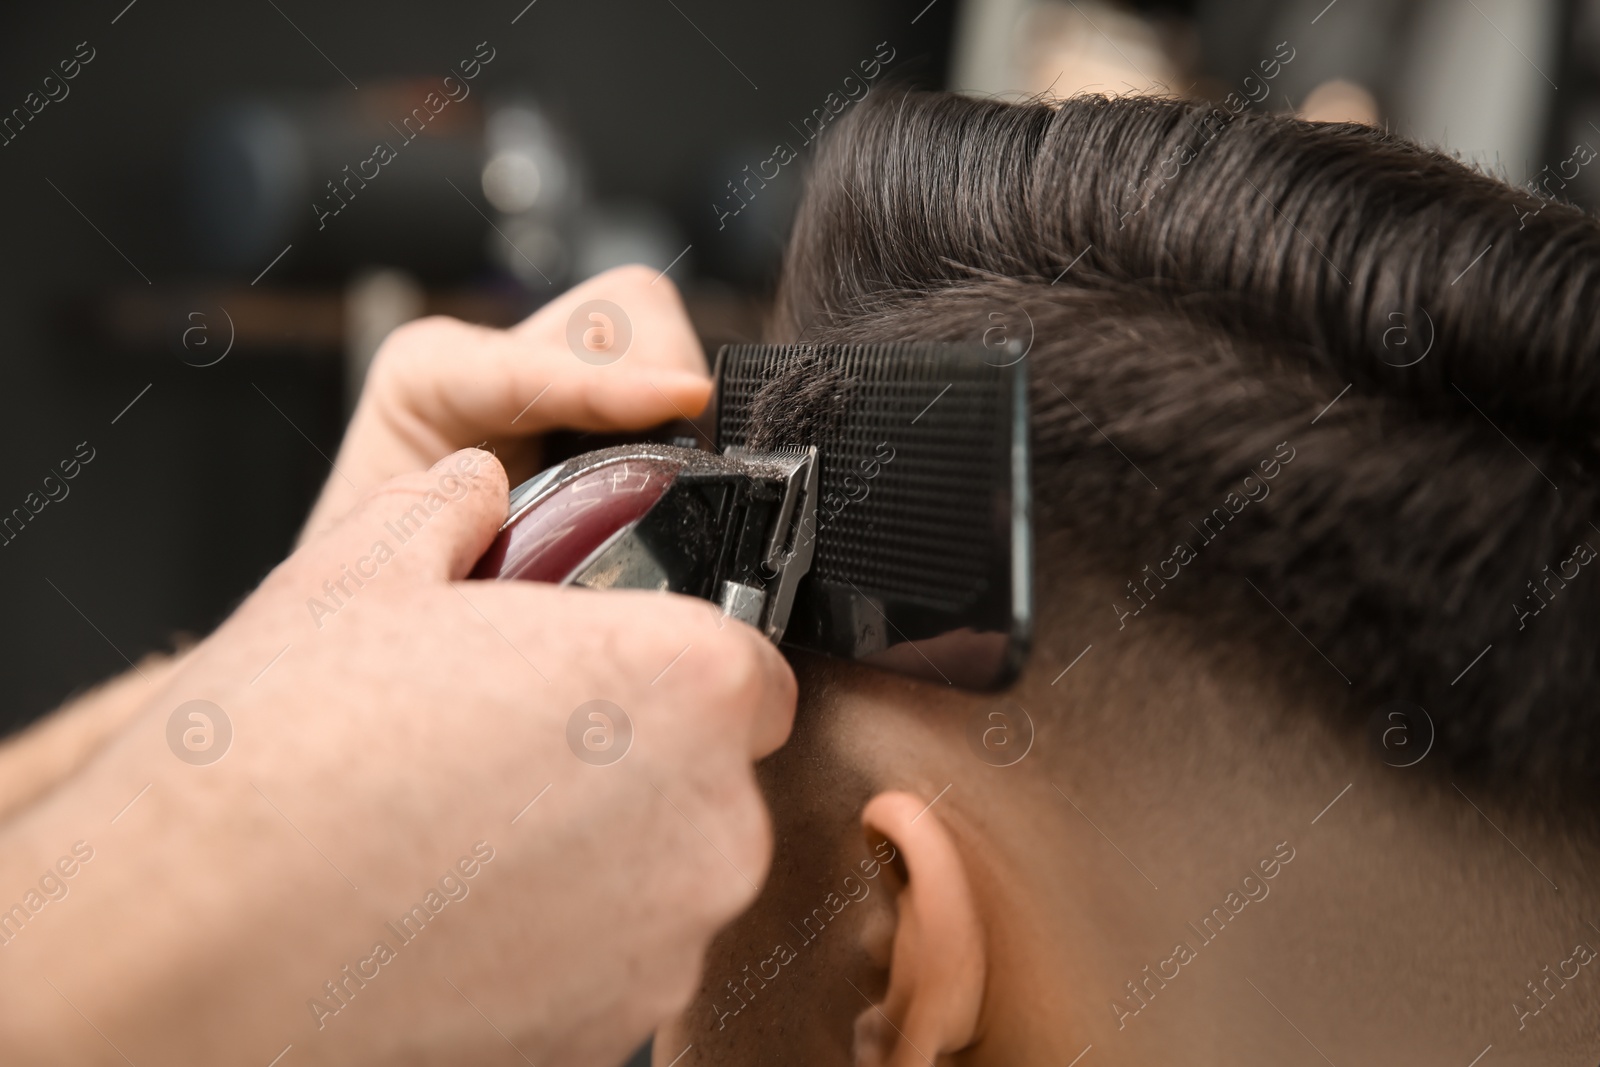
[760,90,1600,795]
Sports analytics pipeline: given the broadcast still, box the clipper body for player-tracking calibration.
[470,443,819,642]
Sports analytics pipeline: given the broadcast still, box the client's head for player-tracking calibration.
[660,90,1600,1066]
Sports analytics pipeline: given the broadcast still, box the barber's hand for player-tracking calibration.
[301,264,711,543]
[0,450,795,1067]
[0,267,707,827]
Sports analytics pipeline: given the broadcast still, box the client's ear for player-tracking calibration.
[854,791,985,1067]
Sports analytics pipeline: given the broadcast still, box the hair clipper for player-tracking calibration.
[470,342,1031,690]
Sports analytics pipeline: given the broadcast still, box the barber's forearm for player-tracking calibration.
[0,710,360,1066]
[0,653,181,822]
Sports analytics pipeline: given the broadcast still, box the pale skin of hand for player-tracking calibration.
[0,264,714,822]
[0,448,796,1066]
[301,263,714,542]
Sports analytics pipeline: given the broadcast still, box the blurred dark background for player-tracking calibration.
[2,0,1596,735]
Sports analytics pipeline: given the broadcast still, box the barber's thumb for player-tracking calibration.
[304,449,510,583]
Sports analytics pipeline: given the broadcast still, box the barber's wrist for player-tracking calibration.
[0,745,356,1065]
[0,807,121,1064]
[0,651,182,823]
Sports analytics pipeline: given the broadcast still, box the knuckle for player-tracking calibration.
[450,447,508,496]
[574,384,611,428]
[586,594,778,715]
[703,627,774,706]
[598,262,658,293]
[357,449,503,513]
[361,473,433,511]
[388,314,461,348]
[370,316,469,379]
[349,475,451,533]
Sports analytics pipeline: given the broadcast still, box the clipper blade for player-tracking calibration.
[714,342,1031,690]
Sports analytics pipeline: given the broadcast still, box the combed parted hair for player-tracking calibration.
[755,89,1600,800]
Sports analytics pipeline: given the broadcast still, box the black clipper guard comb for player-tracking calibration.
[472,341,1030,692]
[714,342,1031,691]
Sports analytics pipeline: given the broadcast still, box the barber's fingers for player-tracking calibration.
[1298,79,1380,125]
[455,583,798,759]
[510,263,708,375]
[556,587,797,761]
[712,616,799,760]
[370,317,711,438]
[299,449,510,584]
[366,265,710,443]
